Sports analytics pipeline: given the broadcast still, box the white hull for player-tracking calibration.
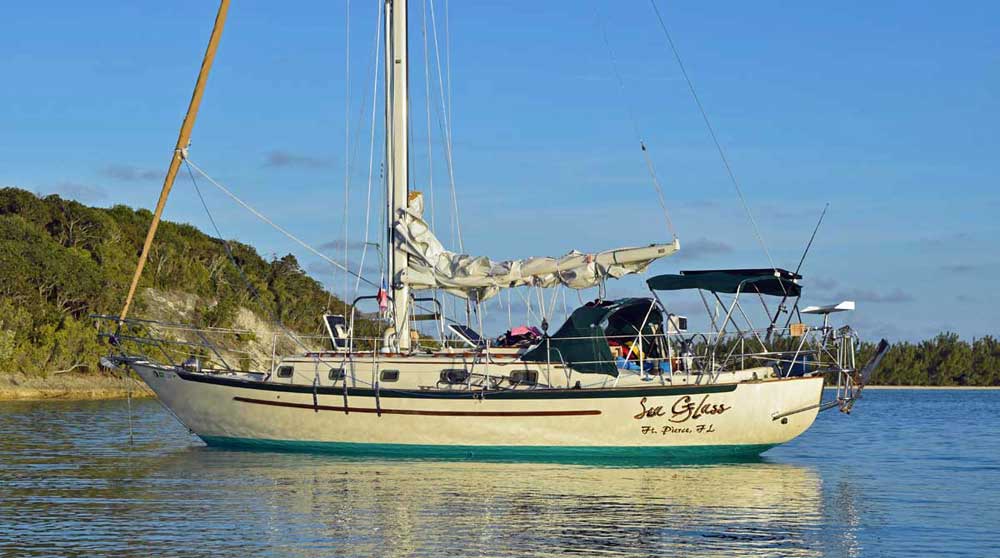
[133,362,823,459]
[103,0,869,464]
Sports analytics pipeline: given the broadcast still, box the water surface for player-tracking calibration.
[1,390,997,557]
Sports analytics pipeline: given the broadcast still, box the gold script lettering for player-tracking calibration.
[632,397,668,420]
[669,395,731,423]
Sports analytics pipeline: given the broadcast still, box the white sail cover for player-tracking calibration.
[393,193,680,300]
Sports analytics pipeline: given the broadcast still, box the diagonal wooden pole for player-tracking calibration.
[118,0,231,323]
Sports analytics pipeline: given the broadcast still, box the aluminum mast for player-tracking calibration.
[386,0,411,350]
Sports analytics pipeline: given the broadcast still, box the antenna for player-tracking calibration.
[766,203,829,336]
[794,203,829,276]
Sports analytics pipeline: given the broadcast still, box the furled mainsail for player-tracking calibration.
[393,193,680,300]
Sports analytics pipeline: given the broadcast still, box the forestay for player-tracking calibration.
[393,193,680,300]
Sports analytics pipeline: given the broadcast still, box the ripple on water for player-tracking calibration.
[1,391,999,557]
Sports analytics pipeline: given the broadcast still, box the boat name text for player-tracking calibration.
[633,395,732,423]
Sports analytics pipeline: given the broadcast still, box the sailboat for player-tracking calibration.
[99,0,889,460]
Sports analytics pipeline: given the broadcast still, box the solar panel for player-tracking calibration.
[448,324,485,348]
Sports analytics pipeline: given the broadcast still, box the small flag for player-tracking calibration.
[377,280,389,312]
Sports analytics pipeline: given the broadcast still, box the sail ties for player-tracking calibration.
[393,193,679,301]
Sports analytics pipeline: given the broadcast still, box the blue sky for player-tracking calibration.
[1,1,997,341]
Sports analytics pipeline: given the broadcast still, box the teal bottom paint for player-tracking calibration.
[199,436,776,466]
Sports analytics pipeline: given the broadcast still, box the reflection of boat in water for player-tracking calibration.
[99,0,888,459]
[148,449,827,558]
[5,398,887,558]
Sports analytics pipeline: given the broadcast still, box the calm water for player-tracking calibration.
[1,390,997,557]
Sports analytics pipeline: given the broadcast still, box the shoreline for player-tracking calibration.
[0,372,154,402]
[0,374,997,402]
[855,385,1000,390]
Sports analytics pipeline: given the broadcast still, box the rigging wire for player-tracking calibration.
[346,9,387,187]
[535,286,546,325]
[506,289,513,330]
[428,0,466,326]
[381,0,391,303]
[561,288,570,325]
[343,0,352,304]
[547,285,561,326]
[647,0,779,272]
[516,287,537,326]
[183,161,319,357]
[355,3,384,295]
[185,157,460,329]
[184,157,378,289]
[428,0,464,253]
[330,0,379,310]
[420,0,448,331]
[497,289,514,330]
[595,8,677,239]
[421,0,436,231]
[445,0,453,143]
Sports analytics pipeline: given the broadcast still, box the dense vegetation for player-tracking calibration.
[692,334,1000,387]
[0,187,356,376]
[0,188,997,385]
[857,335,1000,386]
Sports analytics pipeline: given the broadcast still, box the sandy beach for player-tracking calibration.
[0,372,153,401]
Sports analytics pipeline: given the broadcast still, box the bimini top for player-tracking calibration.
[646,268,801,297]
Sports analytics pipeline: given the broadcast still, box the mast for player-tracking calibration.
[386,0,411,350]
[118,0,231,323]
